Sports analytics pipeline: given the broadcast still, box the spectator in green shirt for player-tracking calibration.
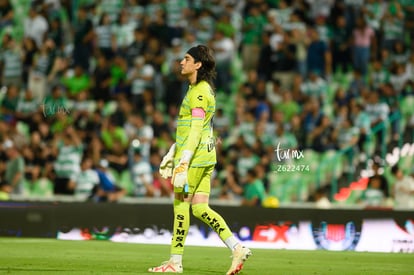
[400,0,414,43]
[1,140,25,195]
[42,85,69,118]
[61,64,91,99]
[242,168,266,207]
[241,5,267,71]
[0,85,19,122]
[275,91,301,123]
[100,116,128,151]
[110,55,128,95]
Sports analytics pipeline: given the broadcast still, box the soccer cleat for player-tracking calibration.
[148,260,183,273]
[226,246,252,275]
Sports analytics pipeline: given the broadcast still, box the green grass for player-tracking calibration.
[0,238,413,274]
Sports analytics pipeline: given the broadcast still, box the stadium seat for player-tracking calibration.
[31,178,54,198]
[317,150,338,183]
[16,121,30,139]
[399,154,413,174]
[401,96,414,118]
[0,86,6,104]
[119,170,134,195]
[268,172,302,202]
[102,101,118,117]
[267,171,288,200]
[349,177,369,190]
[2,0,410,207]
[333,187,351,202]
[107,168,120,183]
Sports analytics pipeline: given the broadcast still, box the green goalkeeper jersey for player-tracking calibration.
[175,80,216,167]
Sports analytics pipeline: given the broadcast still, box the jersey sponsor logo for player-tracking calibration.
[197,95,203,101]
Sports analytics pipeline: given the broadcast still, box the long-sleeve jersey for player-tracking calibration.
[174,80,216,167]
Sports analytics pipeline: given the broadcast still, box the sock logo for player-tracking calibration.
[201,212,225,235]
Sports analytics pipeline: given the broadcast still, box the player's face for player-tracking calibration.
[180,54,200,77]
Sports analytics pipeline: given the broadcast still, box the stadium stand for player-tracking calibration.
[0,0,413,209]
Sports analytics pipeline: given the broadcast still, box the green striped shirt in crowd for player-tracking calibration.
[0,49,22,78]
[17,97,39,114]
[98,0,123,22]
[96,25,113,49]
[400,0,414,6]
[54,143,83,179]
[74,169,99,198]
[33,52,52,76]
[165,0,188,27]
[383,18,404,40]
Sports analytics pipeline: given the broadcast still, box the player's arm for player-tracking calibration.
[181,87,209,163]
[171,107,205,188]
[181,107,205,162]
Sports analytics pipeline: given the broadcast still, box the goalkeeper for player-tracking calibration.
[149,45,251,274]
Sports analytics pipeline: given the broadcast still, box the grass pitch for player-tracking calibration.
[0,238,413,274]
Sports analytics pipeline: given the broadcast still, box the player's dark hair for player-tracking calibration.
[189,45,216,91]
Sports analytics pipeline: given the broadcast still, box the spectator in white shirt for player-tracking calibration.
[364,91,389,152]
[124,113,153,160]
[24,5,49,48]
[391,165,414,209]
[70,156,100,200]
[130,146,154,197]
[211,29,235,95]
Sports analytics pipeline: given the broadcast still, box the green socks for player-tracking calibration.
[170,199,190,255]
[192,203,233,241]
[170,201,237,256]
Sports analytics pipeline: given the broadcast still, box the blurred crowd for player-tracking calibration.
[0,0,413,207]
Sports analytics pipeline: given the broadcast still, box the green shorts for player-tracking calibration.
[174,165,214,195]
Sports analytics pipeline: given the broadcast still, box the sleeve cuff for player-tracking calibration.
[181,150,194,163]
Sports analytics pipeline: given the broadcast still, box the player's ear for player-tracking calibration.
[195,61,202,70]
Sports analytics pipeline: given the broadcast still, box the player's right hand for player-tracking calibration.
[172,162,188,188]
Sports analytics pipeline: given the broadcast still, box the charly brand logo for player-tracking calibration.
[41,102,71,117]
[273,142,309,172]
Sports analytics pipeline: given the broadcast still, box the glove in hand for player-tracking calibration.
[159,144,175,179]
[172,162,188,188]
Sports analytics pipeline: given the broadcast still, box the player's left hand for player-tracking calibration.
[159,143,176,179]
[172,162,188,188]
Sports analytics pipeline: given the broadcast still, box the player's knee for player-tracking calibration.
[174,200,190,213]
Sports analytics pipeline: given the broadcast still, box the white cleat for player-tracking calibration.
[148,260,183,273]
[226,246,252,275]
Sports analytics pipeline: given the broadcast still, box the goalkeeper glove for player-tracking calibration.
[172,150,193,189]
[159,143,176,179]
[172,162,188,189]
